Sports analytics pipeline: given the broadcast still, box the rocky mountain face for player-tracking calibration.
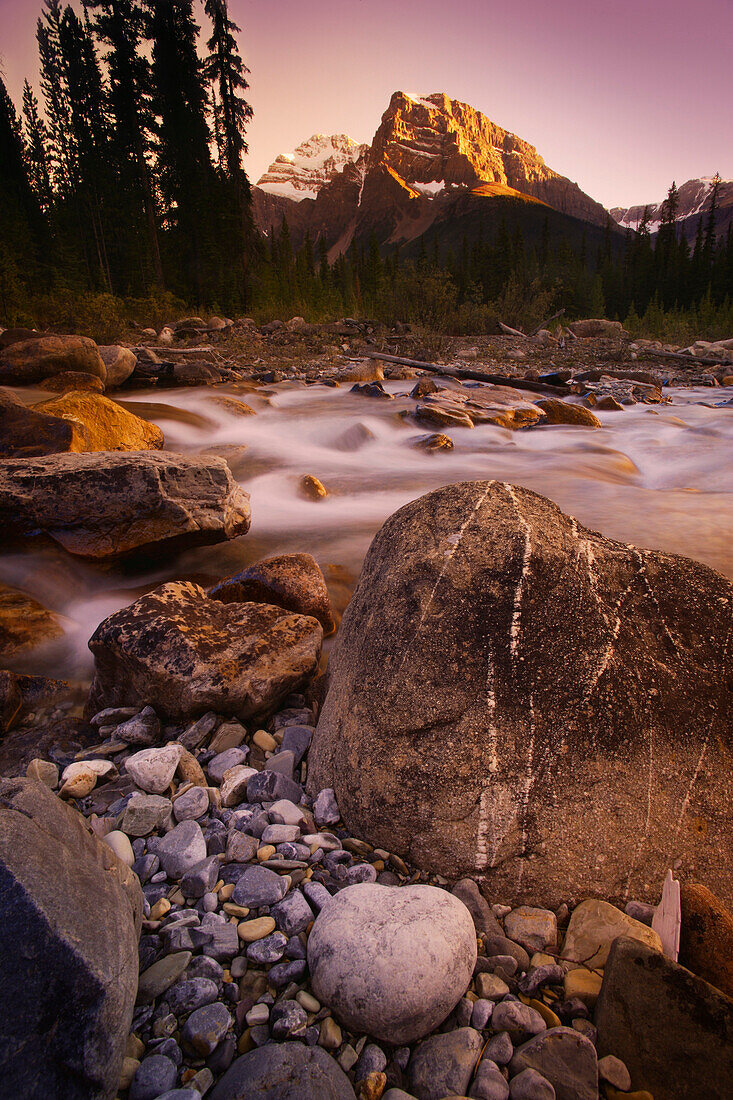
[251,91,612,255]
[611,177,733,242]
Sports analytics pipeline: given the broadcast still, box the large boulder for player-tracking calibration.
[307,481,733,906]
[209,1043,356,1099]
[0,777,143,1099]
[307,883,477,1043]
[0,451,251,559]
[35,391,164,451]
[0,335,107,385]
[594,936,733,1099]
[0,386,81,457]
[679,883,733,999]
[210,553,336,634]
[568,319,628,338]
[87,581,323,721]
[98,345,136,387]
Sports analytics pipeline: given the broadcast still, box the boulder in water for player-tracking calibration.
[87,581,323,722]
[0,387,80,457]
[210,553,335,634]
[35,391,164,451]
[0,451,251,559]
[307,481,733,906]
[98,345,137,387]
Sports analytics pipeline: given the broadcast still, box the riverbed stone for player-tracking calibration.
[182,1002,231,1055]
[36,391,164,452]
[0,334,107,385]
[87,582,322,722]
[129,1055,178,1100]
[509,1068,556,1099]
[561,899,662,969]
[209,1042,356,1099]
[232,864,288,908]
[122,793,172,836]
[156,820,207,878]
[173,786,210,821]
[535,399,601,428]
[491,1002,546,1042]
[99,345,136,387]
[210,552,336,634]
[509,1027,598,1100]
[307,481,733,906]
[504,907,557,955]
[126,744,182,794]
[307,882,476,1043]
[0,452,251,560]
[0,777,143,1098]
[594,936,733,1099]
[407,1027,483,1100]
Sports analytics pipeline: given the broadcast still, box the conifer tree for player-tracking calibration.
[0,75,44,318]
[22,80,52,211]
[36,0,76,194]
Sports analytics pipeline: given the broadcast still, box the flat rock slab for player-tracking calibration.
[87,582,322,722]
[307,480,733,905]
[594,936,733,1099]
[0,777,143,1099]
[0,451,251,559]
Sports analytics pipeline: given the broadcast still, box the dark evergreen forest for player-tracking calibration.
[2,0,732,340]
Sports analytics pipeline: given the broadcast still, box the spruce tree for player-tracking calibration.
[36,0,76,194]
[0,75,44,319]
[22,80,52,212]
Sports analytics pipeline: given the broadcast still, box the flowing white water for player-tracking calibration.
[3,379,732,680]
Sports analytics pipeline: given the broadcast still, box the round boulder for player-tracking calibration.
[307,882,476,1043]
[209,1042,355,1099]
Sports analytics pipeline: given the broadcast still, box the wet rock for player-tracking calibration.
[0,452,251,559]
[35,391,164,451]
[0,583,64,659]
[0,778,142,1098]
[209,1042,356,1099]
[412,431,454,452]
[300,473,329,500]
[99,345,137,387]
[594,936,733,1099]
[308,882,476,1043]
[307,481,733,905]
[87,582,322,722]
[210,552,335,634]
[561,899,662,969]
[0,334,106,385]
[679,882,733,998]
[509,1027,597,1100]
[535,399,601,427]
[407,1027,483,1100]
[0,387,79,457]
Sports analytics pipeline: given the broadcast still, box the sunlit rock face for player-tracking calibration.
[308,481,733,908]
[251,90,611,252]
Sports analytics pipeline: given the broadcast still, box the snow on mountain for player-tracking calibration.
[611,177,733,236]
[256,134,369,202]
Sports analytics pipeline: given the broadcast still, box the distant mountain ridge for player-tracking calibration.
[611,177,733,242]
[251,91,614,256]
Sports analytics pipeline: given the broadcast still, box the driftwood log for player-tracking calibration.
[364,351,569,396]
[638,348,730,368]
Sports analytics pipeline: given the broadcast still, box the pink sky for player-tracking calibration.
[1,0,731,209]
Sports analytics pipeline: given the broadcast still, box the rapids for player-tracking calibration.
[2,378,732,682]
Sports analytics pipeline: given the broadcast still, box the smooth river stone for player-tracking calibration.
[307,882,476,1043]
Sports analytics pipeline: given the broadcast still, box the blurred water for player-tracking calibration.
[3,378,732,680]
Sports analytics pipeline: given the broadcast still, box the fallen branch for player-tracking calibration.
[528,309,565,337]
[364,351,569,396]
[140,345,216,356]
[498,321,527,338]
[638,348,729,368]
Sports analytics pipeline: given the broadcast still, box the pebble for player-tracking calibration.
[504,907,558,955]
[245,1003,270,1026]
[247,769,303,804]
[509,1067,557,1099]
[181,855,221,899]
[261,824,300,844]
[129,1054,177,1100]
[122,794,172,836]
[271,888,314,935]
[313,787,340,825]
[226,831,259,862]
[253,729,277,751]
[181,1002,231,1055]
[270,999,307,1038]
[220,765,258,807]
[485,1030,514,1065]
[208,720,246,754]
[491,1002,547,1041]
[102,830,135,867]
[173,786,209,821]
[246,931,288,964]
[319,1016,342,1050]
[296,990,320,1013]
[232,865,288,908]
[156,821,208,878]
[471,998,495,1029]
[26,758,59,787]
[563,968,603,1008]
[166,978,218,1015]
[407,1027,484,1099]
[238,916,276,942]
[207,747,249,784]
[279,725,313,764]
[561,899,662,969]
[476,972,510,999]
[60,767,97,799]
[137,952,193,1005]
[117,706,161,746]
[598,1053,632,1091]
[471,1056,510,1099]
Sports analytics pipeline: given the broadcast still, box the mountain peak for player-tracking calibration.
[257,133,368,202]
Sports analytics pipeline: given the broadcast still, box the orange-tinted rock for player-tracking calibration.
[680,883,733,999]
[0,335,106,385]
[0,585,64,660]
[37,372,105,393]
[300,474,328,500]
[210,553,336,634]
[87,582,323,722]
[537,398,602,427]
[35,391,164,451]
[0,388,81,457]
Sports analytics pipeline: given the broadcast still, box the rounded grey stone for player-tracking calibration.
[510,1068,557,1099]
[307,882,476,1043]
[129,1055,178,1100]
[208,1042,356,1099]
